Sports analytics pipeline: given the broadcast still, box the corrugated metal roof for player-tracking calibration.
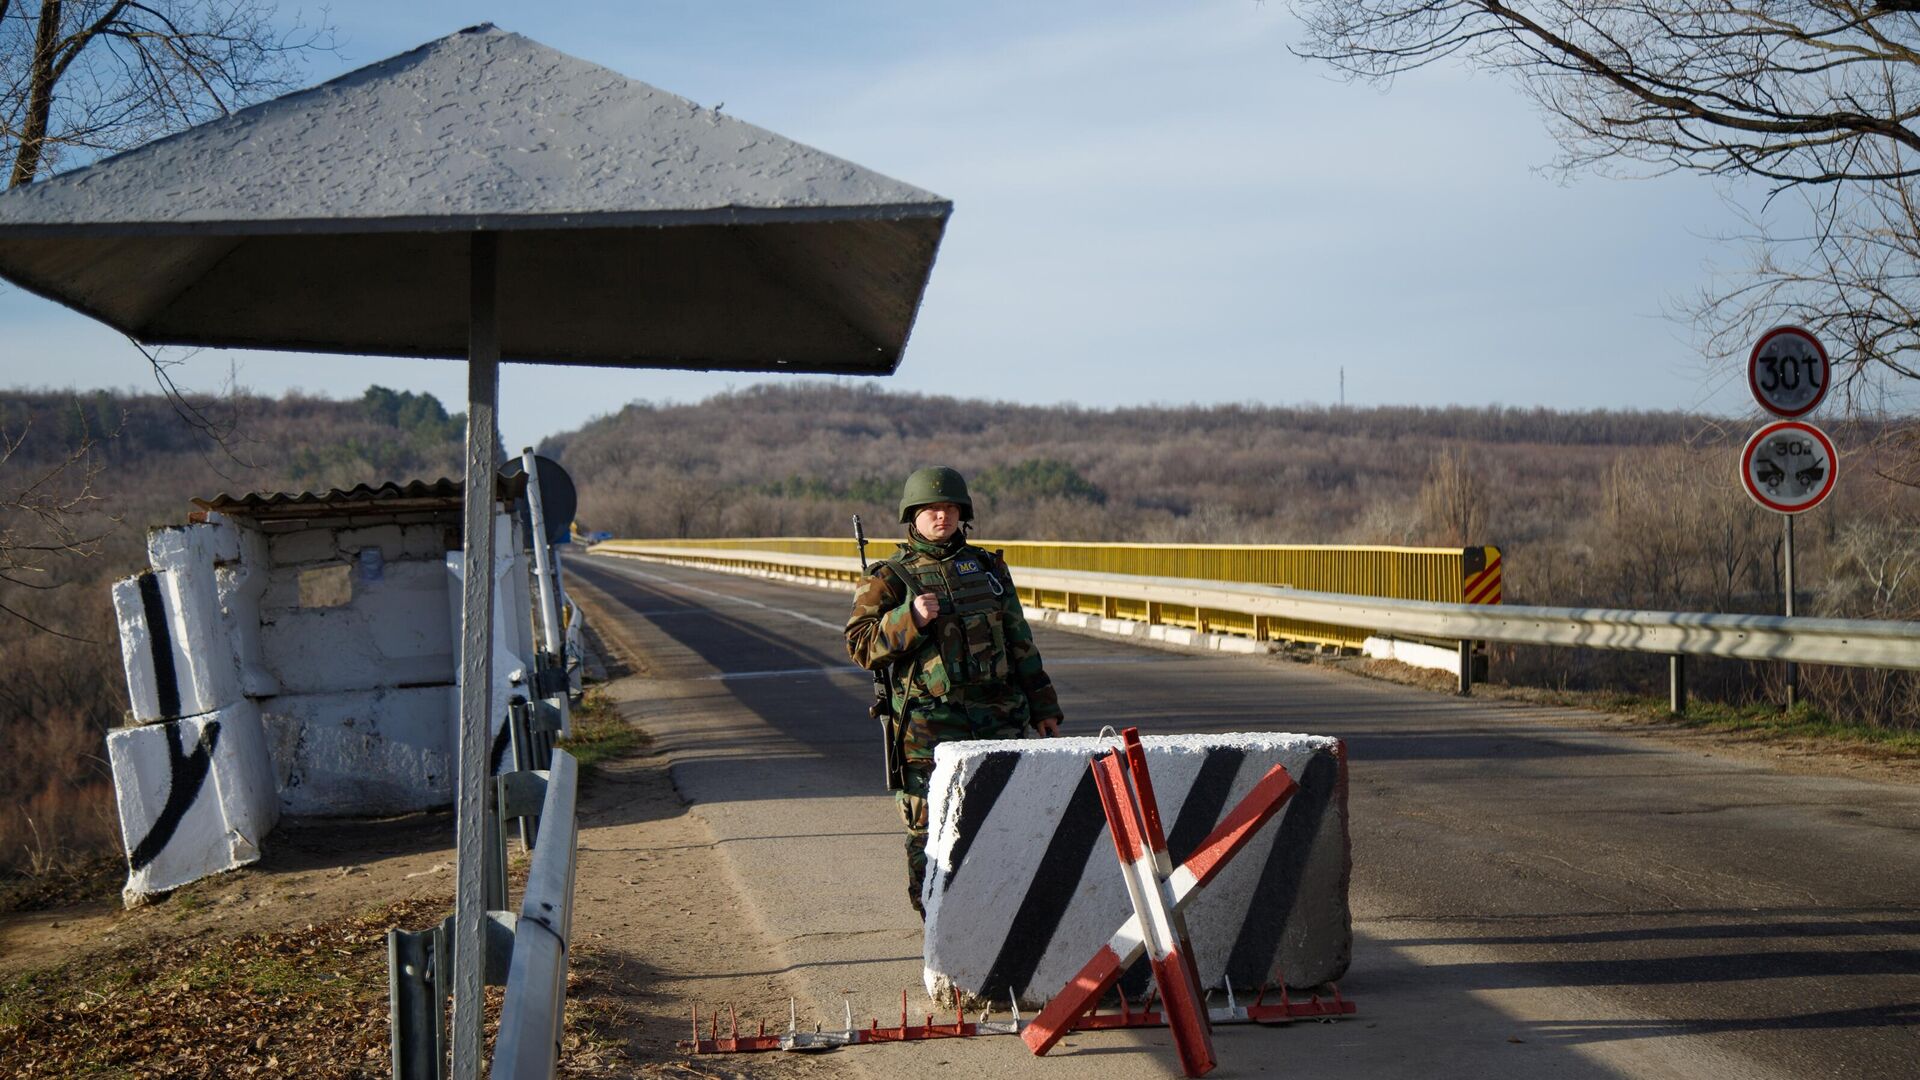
[193,475,525,521]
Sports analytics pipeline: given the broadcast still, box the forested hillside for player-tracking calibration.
[544,382,1914,611]
[545,382,1920,731]
[0,386,463,882]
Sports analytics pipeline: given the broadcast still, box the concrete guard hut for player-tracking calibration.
[106,476,566,904]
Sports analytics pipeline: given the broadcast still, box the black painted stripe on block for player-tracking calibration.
[138,572,182,720]
[941,750,1021,890]
[1225,750,1337,990]
[1166,748,1249,864]
[980,766,1109,999]
[128,721,221,871]
[1121,747,1249,999]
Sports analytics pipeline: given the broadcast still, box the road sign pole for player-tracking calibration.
[452,232,499,1080]
[1785,514,1798,710]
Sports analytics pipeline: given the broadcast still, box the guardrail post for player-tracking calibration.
[485,786,508,913]
[1669,655,1687,716]
[529,701,562,771]
[497,769,550,854]
[389,923,449,1080]
[1456,640,1472,696]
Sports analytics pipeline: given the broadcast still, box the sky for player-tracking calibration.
[0,0,1849,452]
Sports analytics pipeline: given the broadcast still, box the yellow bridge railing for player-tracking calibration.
[593,538,1502,650]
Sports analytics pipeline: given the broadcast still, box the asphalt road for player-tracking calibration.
[567,552,1920,1080]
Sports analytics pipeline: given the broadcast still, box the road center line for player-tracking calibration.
[589,560,843,631]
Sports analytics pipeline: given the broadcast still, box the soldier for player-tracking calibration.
[845,466,1064,916]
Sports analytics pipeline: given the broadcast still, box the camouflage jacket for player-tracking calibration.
[845,534,1063,756]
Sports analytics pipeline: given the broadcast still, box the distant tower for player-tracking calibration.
[1340,366,1345,407]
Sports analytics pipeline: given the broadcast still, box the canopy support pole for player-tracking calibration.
[452,232,500,1080]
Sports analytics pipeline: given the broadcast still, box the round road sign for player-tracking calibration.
[1747,326,1830,417]
[1740,420,1838,514]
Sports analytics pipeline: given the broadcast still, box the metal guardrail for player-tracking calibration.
[606,537,1501,649]
[590,541,1920,704]
[492,750,580,1079]
[389,704,578,1080]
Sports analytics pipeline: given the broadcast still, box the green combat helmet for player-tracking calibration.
[897,466,974,523]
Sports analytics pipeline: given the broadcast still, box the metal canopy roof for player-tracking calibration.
[0,24,950,373]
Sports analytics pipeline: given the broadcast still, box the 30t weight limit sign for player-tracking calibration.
[1748,326,1830,418]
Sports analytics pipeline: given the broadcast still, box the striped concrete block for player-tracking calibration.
[112,566,242,724]
[922,733,1350,1008]
[107,699,280,905]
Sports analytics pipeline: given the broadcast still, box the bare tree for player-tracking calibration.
[0,411,115,637]
[1418,444,1489,544]
[1289,0,1920,401]
[2,0,331,186]
[0,3,330,629]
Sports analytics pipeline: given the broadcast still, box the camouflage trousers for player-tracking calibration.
[894,715,1026,918]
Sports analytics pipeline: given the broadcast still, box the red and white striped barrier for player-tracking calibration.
[1022,727,1300,1075]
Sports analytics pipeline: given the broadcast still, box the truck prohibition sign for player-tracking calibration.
[1747,326,1830,418]
[1740,420,1838,514]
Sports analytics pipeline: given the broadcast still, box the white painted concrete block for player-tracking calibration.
[214,520,280,698]
[108,699,279,905]
[923,732,1350,1008]
[147,518,241,572]
[111,564,242,723]
[1363,636,1461,674]
[446,513,536,739]
[260,686,460,816]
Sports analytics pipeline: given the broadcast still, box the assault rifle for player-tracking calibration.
[854,515,907,792]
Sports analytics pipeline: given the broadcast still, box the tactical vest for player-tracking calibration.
[882,544,1012,700]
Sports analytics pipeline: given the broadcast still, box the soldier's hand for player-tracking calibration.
[909,593,942,627]
[1035,717,1061,738]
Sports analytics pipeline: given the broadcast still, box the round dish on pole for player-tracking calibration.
[1740,420,1838,514]
[1747,326,1830,418]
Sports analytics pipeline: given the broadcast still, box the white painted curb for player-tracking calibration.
[921,733,1351,1008]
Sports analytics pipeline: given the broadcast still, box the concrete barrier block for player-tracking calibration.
[215,523,281,697]
[259,686,459,816]
[923,732,1350,1009]
[108,699,279,905]
[446,515,535,732]
[1363,635,1459,674]
[147,519,241,572]
[112,565,242,723]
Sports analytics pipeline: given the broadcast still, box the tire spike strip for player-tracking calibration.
[676,979,1356,1055]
